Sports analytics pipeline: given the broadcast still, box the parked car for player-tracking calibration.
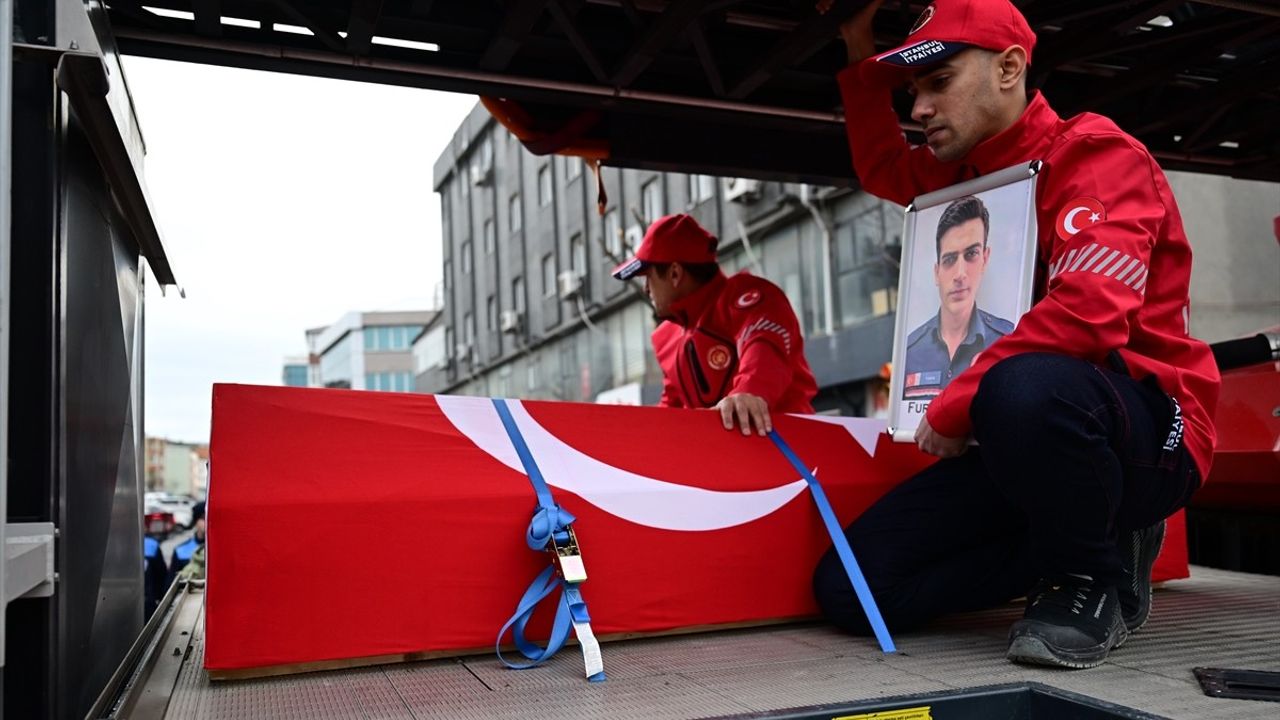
[144,510,176,537]
[145,492,197,528]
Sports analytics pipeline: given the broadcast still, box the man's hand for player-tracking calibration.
[716,393,773,436]
[817,0,884,65]
[914,416,968,458]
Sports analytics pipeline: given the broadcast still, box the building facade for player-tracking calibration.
[314,310,438,392]
[144,437,208,497]
[281,357,309,387]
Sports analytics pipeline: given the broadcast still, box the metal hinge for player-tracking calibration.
[4,522,57,602]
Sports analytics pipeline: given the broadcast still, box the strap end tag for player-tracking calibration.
[572,620,606,681]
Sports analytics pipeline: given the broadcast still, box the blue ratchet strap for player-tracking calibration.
[492,399,606,681]
[767,430,896,653]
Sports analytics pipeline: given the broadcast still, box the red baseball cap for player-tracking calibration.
[862,0,1036,86]
[612,214,719,280]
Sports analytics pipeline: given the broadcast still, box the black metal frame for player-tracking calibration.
[707,681,1174,720]
[102,1,1280,185]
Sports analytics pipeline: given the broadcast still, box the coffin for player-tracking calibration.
[205,384,1188,675]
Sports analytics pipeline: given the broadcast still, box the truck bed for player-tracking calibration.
[112,566,1278,719]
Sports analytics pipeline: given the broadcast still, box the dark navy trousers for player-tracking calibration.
[814,353,1201,634]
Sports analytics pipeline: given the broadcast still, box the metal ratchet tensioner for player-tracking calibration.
[548,525,588,584]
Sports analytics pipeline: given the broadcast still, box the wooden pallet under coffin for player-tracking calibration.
[204,384,1189,678]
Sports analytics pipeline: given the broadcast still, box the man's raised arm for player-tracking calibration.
[821,0,954,205]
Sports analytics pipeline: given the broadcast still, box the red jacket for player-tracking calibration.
[839,66,1219,477]
[653,271,817,414]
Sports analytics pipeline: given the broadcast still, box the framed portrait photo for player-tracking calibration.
[887,161,1042,443]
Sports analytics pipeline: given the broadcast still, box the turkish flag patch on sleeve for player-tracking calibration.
[1055,197,1107,241]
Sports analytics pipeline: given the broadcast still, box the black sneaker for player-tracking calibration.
[1007,578,1127,669]
[1118,520,1165,634]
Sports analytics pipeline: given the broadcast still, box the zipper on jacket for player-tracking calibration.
[685,340,712,395]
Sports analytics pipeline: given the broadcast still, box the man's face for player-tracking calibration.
[909,49,1006,163]
[933,218,990,318]
[644,265,679,318]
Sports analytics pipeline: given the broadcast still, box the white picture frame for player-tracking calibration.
[887,161,1042,443]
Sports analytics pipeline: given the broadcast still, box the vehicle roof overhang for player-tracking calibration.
[107,1,1280,186]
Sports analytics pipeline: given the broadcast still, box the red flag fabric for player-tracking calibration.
[205,384,1187,672]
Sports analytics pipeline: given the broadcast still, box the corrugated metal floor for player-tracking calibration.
[165,567,1279,719]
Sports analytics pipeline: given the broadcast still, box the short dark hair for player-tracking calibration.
[650,261,720,285]
[935,195,990,258]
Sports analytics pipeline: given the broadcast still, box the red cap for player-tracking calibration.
[612,214,719,280]
[861,0,1036,86]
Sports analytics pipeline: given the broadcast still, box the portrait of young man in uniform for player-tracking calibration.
[903,195,1013,400]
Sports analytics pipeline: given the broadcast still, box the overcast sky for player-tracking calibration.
[123,57,477,444]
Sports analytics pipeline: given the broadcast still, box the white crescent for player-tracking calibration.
[1062,206,1090,235]
[435,395,810,531]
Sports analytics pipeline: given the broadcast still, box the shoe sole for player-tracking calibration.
[1007,630,1126,670]
[1121,521,1167,638]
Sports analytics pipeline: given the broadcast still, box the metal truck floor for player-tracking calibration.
[163,566,1278,719]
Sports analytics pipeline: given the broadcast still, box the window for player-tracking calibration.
[509,194,522,232]
[486,295,497,330]
[445,326,455,362]
[604,209,621,257]
[542,254,556,297]
[461,240,472,274]
[513,276,525,314]
[689,174,715,204]
[364,372,414,393]
[538,165,552,206]
[642,179,663,223]
[443,260,452,290]
[479,135,493,170]
[835,206,896,328]
[528,354,540,389]
[362,325,421,352]
[566,156,582,181]
[483,218,495,254]
[570,233,586,274]
[463,312,475,345]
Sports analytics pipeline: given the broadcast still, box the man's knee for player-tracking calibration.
[971,353,1094,434]
[811,522,907,635]
[813,550,873,635]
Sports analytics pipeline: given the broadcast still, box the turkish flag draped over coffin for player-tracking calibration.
[205,384,1188,672]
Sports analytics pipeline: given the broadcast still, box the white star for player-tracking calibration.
[1088,212,1101,223]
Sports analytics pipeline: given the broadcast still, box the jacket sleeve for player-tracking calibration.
[925,134,1166,438]
[650,327,683,408]
[838,64,957,207]
[729,289,802,407]
[658,380,681,408]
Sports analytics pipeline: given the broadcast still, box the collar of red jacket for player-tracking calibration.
[962,91,1061,174]
[667,270,728,327]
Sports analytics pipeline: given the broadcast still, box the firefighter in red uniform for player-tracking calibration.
[812,0,1220,668]
[612,213,818,434]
